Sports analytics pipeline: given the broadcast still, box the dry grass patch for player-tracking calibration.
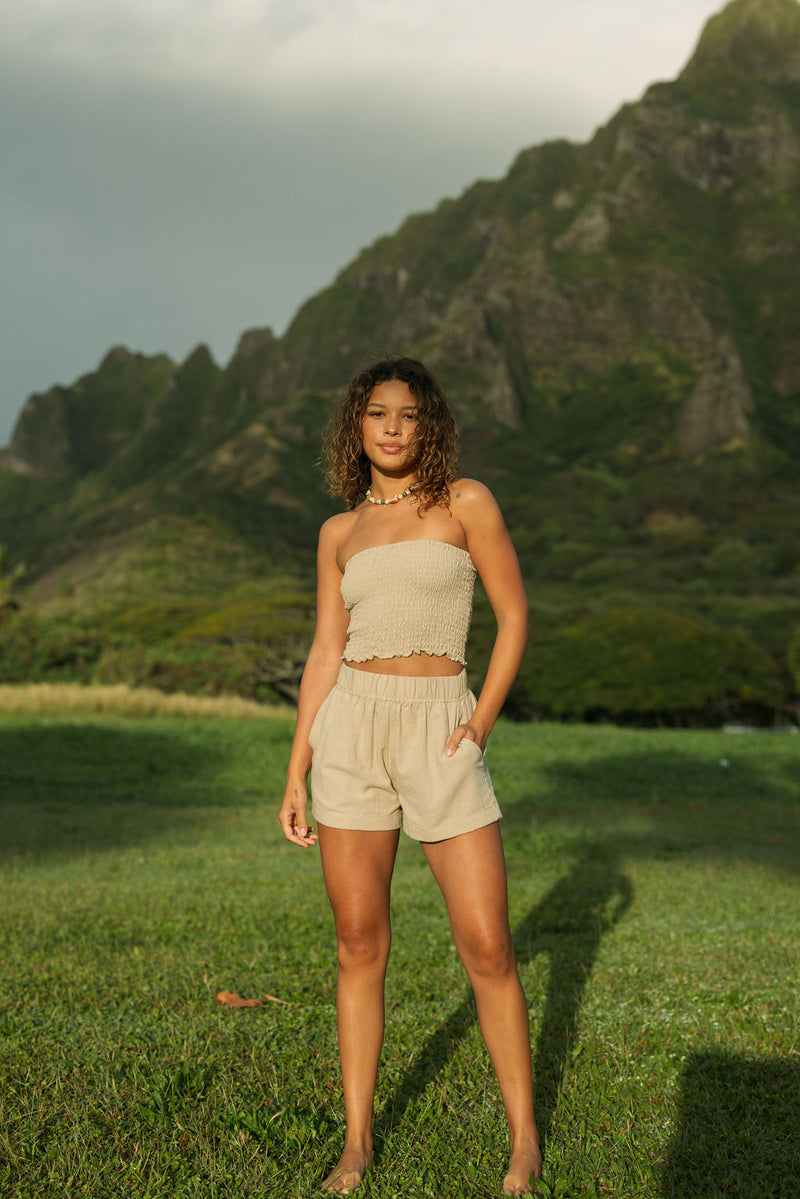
[0,682,292,720]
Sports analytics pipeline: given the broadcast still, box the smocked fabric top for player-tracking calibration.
[341,540,476,665]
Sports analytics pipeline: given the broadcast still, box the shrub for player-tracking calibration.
[174,596,315,645]
[518,607,784,725]
[174,596,316,703]
[92,643,281,702]
[545,541,597,582]
[98,601,212,645]
[705,538,765,592]
[0,544,26,604]
[0,611,102,684]
[789,627,800,697]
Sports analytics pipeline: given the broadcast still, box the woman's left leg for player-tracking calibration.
[422,822,541,1196]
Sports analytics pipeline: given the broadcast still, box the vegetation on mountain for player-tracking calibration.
[790,625,800,692]
[0,0,798,724]
[0,546,25,609]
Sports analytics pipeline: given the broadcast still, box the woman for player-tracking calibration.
[279,356,541,1195]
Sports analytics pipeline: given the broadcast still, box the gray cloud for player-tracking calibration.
[0,0,724,444]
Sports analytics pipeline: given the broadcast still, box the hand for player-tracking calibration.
[278,781,319,848]
[445,722,488,756]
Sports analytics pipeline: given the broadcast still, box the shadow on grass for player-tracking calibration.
[376,849,632,1152]
[517,852,632,1140]
[663,1051,800,1198]
[376,739,798,1160]
[513,747,800,880]
[0,721,238,859]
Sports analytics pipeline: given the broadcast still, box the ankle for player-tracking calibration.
[509,1128,540,1151]
[341,1136,373,1156]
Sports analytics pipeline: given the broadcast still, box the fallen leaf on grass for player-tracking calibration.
[216,991,263,1008]
[215,990,293,1008]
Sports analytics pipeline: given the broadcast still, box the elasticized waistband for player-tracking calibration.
[335,662,468,702]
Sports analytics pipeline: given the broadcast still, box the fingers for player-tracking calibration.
[445,732,462,757]
[280,812,318,847]
[445,723,472,757]
[289,822,319,848]
[281,820,318,848]
[445,722,486,756]
[279,792,319,848]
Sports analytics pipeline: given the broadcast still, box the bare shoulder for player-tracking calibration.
[318,511,357,560]
[449,478,505,531]
[450,480,523,605]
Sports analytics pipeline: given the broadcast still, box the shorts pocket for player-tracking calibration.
[457,735,485,760]
[308,690,334,750]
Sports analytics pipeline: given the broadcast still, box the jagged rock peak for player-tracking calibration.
[234,327,275,360]
[100,345,135,368]
[5,347,176,479]
[682,0,800,84]
[178,343,218,371]
[96,344,174,374]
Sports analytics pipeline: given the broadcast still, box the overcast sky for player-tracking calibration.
[0,0,726,445]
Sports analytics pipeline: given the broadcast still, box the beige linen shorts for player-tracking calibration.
[309,664,502,842]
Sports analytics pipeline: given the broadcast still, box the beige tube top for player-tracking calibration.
[341,540,476,665]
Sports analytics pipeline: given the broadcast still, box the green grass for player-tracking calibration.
[1,715,798,1197]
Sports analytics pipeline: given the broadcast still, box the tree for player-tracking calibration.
[789,627,800,702]
[0,546,25,612]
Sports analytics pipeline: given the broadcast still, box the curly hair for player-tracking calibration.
[321,356,459,512]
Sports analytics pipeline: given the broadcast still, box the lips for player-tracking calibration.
[379,443,403,453]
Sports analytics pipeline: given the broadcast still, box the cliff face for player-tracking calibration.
[681,0,800,85]
[5,349,176,478]
[263,0,799,457]
[1,0,799,599]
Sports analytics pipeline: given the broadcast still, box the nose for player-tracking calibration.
[383,414,400,434]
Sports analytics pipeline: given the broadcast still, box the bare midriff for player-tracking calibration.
[344,652,463,677]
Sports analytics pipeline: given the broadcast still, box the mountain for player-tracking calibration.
[1,0,798,722]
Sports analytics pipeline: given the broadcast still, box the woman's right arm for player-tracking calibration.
[278,515,350,847]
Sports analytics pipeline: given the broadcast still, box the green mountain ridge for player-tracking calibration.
[1,0,799,721]
[682,0,800,84]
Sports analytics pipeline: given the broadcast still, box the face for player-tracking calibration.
[360,380,420,472]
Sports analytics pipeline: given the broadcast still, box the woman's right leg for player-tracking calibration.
[317,823,400,1194]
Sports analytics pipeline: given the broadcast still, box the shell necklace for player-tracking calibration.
[365,486,412,506]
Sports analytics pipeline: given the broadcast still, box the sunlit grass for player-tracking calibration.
[1,715,798,1197]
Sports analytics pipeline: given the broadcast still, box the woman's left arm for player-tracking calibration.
[447,479,529,754]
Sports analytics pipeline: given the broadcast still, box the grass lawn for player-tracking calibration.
[0,712,798,1197]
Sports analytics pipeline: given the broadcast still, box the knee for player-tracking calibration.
[459,928,516,982]
[335,918,390,971]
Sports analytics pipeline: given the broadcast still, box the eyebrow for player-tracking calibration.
[366,404,418,412]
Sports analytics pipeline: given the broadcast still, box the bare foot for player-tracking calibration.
[502,1144,542,1196]
[322,1147,374,1194]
